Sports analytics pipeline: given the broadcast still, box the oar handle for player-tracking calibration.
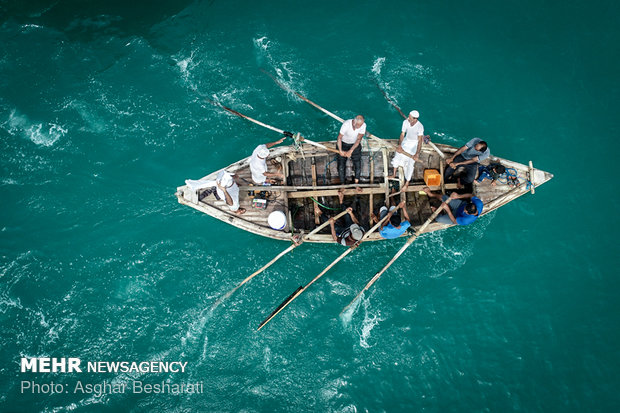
[299,136,341,154]
[220,104,286,135]
[303,209,349,239]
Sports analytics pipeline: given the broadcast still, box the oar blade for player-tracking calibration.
[257,286,304,331]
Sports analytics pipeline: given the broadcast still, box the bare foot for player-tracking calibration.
[338,188,344,204]
[235,208,246,215]
[355,186,363,193]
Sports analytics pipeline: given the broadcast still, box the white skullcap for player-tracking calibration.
[409,110,420,118]
[257,146,270,158]
[218,171,234,187]
[350,224,364,241]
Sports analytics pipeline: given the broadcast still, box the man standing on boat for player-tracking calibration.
[444,138,490,187]
[372,201,411,239]
[423,187,482,225]
[337,115,366,190]
[391,110,424,191]
[249,137,286,185]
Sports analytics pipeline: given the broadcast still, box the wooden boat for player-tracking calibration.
[178,79,554,329]
[175,138,553,242]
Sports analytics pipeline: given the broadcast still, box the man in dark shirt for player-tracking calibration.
[423,187,483,226]
[445,138,490,186]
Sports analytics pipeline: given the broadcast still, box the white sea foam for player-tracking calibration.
[326,279,353,296]
[252,35,304,98]
[369,56,442,108]
[431,131,461,145]
[5,110,66,147]
[253,36,270,51]
[181,305,214,361]
[358,298,382,349]
[371,56,386,76]
[0,295,23,313]
[176,50,197,82]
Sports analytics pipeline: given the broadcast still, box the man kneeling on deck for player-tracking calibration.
[423,187,483,225]
[372,201,411,239]
[249,137,286,185]
[185,170,246,215]
[314,189,365,246]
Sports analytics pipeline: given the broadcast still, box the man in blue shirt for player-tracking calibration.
[444,138,490,186]
[423,187,483,226]
[371,201,411,239]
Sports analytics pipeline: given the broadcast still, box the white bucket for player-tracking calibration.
[268,211,287,230]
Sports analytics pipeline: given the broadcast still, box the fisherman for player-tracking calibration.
[185,170,246,215]
[249,137,286,185]
[476,162,505,186]
[391,110,424,191]
[444,138,490,187]
[337,115,366,191]
[423,187,483,225]
[314,189,365,246]
[372,200,411,239]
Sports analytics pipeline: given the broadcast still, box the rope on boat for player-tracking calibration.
[309,197,340,211]
[496,167,532,190]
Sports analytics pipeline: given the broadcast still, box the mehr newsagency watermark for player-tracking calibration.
[19,357,203,396]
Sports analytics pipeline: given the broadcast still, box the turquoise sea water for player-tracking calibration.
[1,0,619,411]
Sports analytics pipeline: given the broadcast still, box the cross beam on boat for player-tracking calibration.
[240,183,458,198]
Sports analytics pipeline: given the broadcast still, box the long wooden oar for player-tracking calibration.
[340,197,450,315]
[257,214,390,331]
[371,77,407,119]
[343,186,527,314]
[212,209,350,309]
[205,97,339,154]
[261,69,396,150]
[372,82,446,160]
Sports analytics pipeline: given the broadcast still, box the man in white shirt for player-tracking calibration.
[185,170,245,214]
[391,110,424,191]
[337,115,366,190]
[249,137,286,184]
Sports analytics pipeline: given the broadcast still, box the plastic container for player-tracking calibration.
[424,169,442,186]
[268,211,287,230]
